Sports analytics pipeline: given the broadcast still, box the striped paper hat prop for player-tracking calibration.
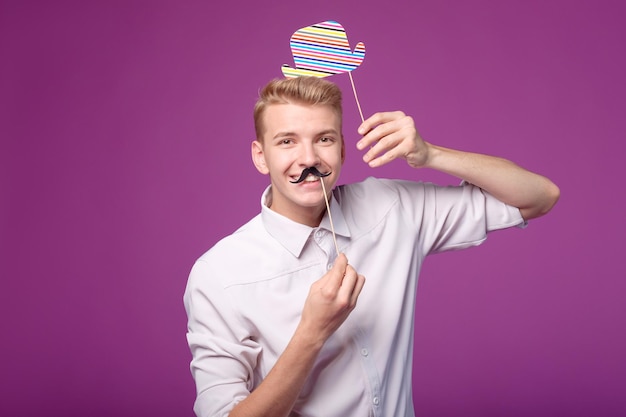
[281,20,365,78]
[282,20,366,122]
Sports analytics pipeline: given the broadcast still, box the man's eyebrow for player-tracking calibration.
[272,129,340,140]
[316,129,340,137]
[272,131,298,140]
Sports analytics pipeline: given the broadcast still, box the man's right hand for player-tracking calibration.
[299,253,366,345]
[229,254,365,416]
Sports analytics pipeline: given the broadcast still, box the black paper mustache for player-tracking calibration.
[289,167,331,183]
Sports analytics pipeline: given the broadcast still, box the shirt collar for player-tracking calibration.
[260,185,351,258]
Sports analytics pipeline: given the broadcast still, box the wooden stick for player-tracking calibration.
[319,177,340,256]
[348,72,365,123]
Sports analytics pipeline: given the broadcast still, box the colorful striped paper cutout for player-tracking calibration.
[282,21,366,78]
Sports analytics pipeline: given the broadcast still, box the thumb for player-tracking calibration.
[333,253,348,270]
[326,253,348,289]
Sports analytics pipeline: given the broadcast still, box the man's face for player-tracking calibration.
[251,102,344,226]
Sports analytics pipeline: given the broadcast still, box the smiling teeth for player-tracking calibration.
[304,174,319,182]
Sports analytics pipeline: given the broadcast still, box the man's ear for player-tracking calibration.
[251,140,269,175]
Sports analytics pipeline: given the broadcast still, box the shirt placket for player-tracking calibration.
[354,331,382,416]
[314,227,382,416]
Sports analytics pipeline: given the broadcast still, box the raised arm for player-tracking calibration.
[357,111,560,220]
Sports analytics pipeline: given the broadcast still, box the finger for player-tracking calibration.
[358,111,405,136]
[357,113,381,136]
[339,265,358,291]
[362,130,408,167]
[361,128,402,160]
[325,253,348,291]
[357,113,407,151]
[337,265,359,307]
[350,274,366,307]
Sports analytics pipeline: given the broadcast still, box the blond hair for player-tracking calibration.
[253,77,343,140]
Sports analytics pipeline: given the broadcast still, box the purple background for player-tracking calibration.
[1,1,625,416]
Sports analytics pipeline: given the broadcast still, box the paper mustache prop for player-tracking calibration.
[282,20,366,122]
[290,167,331,183]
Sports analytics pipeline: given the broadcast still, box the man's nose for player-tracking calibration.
[299,142,320,167]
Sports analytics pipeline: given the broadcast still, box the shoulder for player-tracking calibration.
[188,213,312,289]
[189,215,274,286]
[335,177,395,202]
[333,177,431,235]
[334,176,437,213]
[197,214,263,260]
[335,177,432,200]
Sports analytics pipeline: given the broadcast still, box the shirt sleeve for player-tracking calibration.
[390,179,525,254]
[184,258,262,417]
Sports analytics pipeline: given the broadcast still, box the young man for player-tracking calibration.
[184,77,559,417]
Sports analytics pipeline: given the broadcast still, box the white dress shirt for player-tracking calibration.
[184,177,524,417]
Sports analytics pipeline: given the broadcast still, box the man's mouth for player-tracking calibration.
[298,174,320,182]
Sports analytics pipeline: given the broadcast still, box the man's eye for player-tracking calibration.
[320,137,332,143]
[280,139,292,145]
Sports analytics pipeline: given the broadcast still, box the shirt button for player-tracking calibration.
[361,348,369,356]
[373,397,379,405]
[327,264,333,270]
